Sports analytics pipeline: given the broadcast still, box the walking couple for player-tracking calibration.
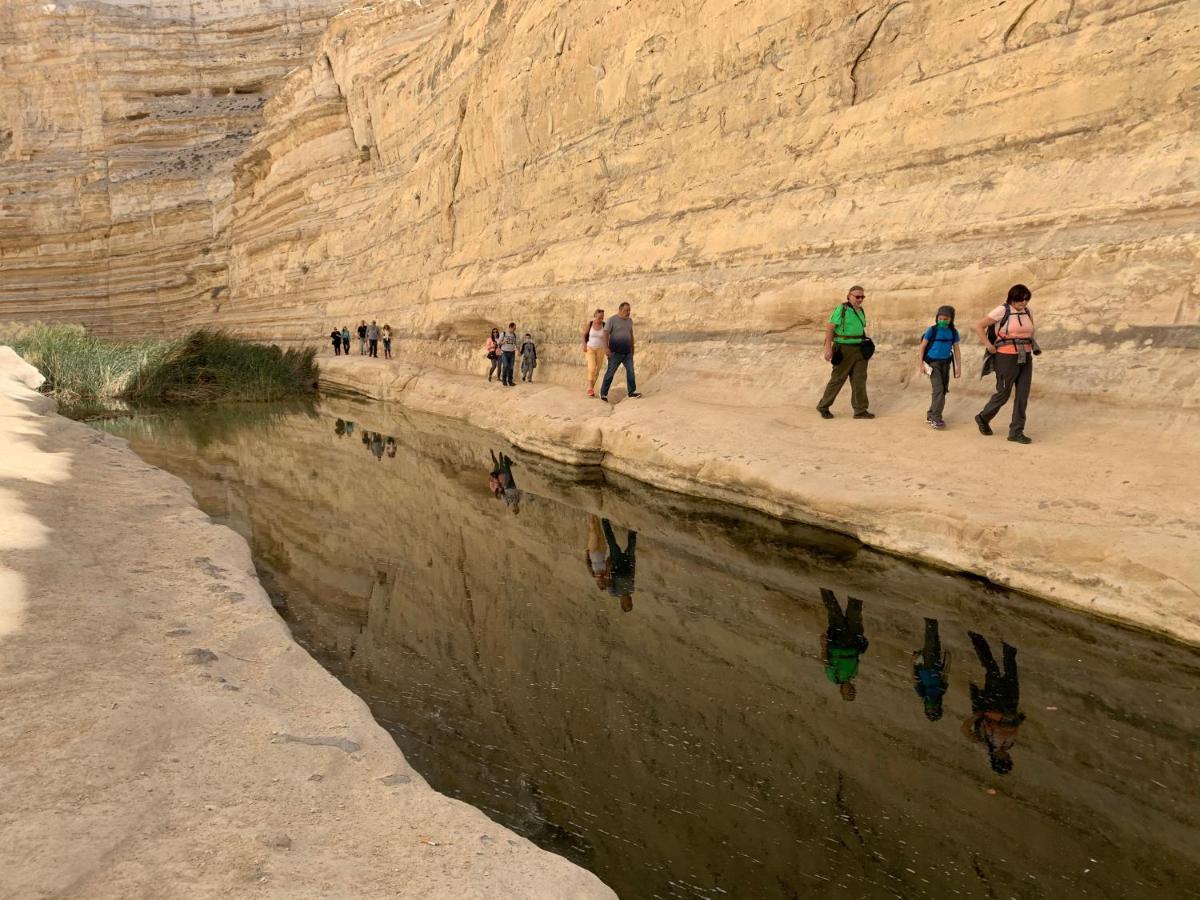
[582,302,641,402]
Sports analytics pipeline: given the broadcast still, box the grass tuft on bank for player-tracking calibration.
[1,323,317,405]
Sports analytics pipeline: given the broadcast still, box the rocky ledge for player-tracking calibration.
[0,347,612,899]
[319,354,1200,646]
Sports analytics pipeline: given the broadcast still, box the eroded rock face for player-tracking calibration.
[3,0,1197,410]
[216,0,1200,412]
[0,0,343,335]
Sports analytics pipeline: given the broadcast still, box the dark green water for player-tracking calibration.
[92,400,1200,900]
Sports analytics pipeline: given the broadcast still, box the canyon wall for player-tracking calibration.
[0,0,343,334]
[210,0,1200,412]
[3,0,1198,411]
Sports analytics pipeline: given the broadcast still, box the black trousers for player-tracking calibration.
[368,339,379,358]
[979,354,1032,436]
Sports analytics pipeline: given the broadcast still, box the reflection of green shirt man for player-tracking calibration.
[820,588,869,702]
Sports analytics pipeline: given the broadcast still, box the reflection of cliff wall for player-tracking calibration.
[0,0,342,335]
[113,403,1200,899]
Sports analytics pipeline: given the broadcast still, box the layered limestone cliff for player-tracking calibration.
[3,0,1199,634]
[0,0,343,334]
[4,0,1197,402]
[202,0,1200,410]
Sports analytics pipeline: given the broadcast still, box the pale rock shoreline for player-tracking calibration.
[0,348,612,899]
[319,354,1200,646]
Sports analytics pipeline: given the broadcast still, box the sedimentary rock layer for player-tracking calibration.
[202,0,1200,413]
[0,0,343,335]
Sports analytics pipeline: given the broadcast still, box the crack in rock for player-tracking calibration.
[280,734,361,753]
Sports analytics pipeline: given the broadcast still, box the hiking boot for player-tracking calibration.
[975,414,993,436]
[1008,433,1033,444]
[932,418,946,430]
[587,388,595,397]
[853,411,875,419]
[599,396,609,403]
[629,392,643,398]
[818,408,834,419]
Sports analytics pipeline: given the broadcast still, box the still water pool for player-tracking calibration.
[93,400,1199,899]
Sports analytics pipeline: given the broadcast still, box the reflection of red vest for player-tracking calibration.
[980,710,1021,750]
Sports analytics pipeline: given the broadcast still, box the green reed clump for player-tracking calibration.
[1,323,317,405]
[124,330,317,404]
[1,323,167,403]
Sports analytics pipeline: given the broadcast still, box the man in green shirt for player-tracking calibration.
[817,285,874,419]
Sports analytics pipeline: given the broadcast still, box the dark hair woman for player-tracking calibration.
[974,284,1038,444]
[485,328,503,383]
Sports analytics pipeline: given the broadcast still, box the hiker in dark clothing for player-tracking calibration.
[817,285,874,419]
[975,283,1039,444]
[367,320,381,358]
[820,588,868,701]
[519,333,538,382]
[963,631,1025,774]
[341,327,351,355]
[330,328,343,355]
[357,321,368,355]
[602,519,636,612]
[916,306,961,429]
[912,618,950,721]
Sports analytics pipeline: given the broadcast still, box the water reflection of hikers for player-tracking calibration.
[585,514,612,592]
[385,436,396,458]
[912,618,950,721]
[489,450,522,513]
[820,589,868,701]
[602,519,636,612]
[334,418,346,437]
[370,432,384,461]
[962,631,1025,775]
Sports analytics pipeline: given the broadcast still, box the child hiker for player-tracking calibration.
[917,304,961,429]
[519,333,538,383]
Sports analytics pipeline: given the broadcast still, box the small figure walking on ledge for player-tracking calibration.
[817,285,874,420]
[519,333,537,382]
[917,305,961,429]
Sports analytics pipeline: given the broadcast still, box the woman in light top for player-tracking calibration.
[582,308,606,397]
[975,283,1039,444]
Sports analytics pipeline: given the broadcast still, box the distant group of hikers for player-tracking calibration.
[325,283,1038,439]
[484,301,642,401]
[329,321,394,359]
[819,282,1039,443]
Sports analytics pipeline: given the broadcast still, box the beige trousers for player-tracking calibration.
[585,347,605,390]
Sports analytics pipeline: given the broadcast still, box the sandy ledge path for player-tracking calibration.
[319,355,1200,646]
[0,348,613,899]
